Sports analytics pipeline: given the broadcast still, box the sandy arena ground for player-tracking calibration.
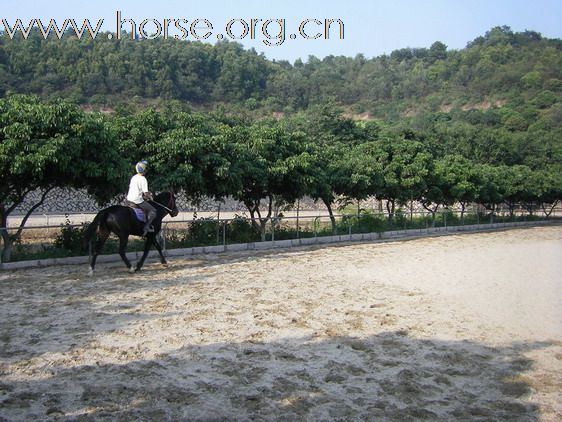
[1,226,561,421]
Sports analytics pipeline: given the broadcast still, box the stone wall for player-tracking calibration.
[10,189,327,215]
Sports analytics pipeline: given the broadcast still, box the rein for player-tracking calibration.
[151,192,175,213]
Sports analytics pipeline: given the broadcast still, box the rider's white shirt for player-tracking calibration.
[126,173,149,204]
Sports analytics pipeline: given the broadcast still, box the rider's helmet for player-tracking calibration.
[136,160,148,174]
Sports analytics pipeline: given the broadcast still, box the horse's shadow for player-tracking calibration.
[0,330,551,421]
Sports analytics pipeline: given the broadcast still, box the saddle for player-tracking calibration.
[126,200,147,223]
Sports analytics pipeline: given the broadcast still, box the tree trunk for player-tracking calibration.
[259,218,267,242]
[1,202,13,263]
[460,202,466,222]
[247,203,261,234]
[541,201,558,218]
[1,202,16,263]
[0,204,10,262]
[1,234,12,263]
[0,203,5,263]
[1,188,54,262]
[505,201,515,218]
[245,196,273,242]
[422,202,440,228]
[386,199,395,221]
[264,195,273,241]
[321,198,337,234]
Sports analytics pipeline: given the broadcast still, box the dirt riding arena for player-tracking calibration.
[1,226,561,421]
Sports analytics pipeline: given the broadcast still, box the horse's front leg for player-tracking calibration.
[152,236,167,265]
[135,235,153,271]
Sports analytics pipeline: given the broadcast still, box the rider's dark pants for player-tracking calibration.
[137,201,156,228]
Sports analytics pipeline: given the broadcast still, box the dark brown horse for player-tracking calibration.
[84,192,178,275]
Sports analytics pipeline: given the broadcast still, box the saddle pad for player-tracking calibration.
[132,207,147,222]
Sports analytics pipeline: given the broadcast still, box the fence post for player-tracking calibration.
[216,220,220,245]
[223,221,226,247]
[296,199,300,239]
[314,216,320,238]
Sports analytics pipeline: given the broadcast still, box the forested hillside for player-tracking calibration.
[1,26,561,127]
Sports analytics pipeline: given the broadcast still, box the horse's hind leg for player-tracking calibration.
[89,230,109,276]
[117,236,133,273]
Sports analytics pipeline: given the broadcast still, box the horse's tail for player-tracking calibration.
[83,209,108,247]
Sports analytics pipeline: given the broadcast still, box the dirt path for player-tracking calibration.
[1,226,561,420]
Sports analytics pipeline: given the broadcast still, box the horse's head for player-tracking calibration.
[154,192,179,217]
[168,192,179,217]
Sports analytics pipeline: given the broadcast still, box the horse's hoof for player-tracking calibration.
[134,267,141,272]
[161,261,168,267]
[128,267,135,274]
[88,266,94,277]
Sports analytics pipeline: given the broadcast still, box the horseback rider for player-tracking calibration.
[126,160,156,236]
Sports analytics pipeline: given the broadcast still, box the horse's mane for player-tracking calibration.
[153,191,170,201]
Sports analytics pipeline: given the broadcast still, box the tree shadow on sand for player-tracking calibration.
[1,330,554,421]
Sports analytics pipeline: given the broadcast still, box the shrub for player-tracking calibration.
[188,218,221,246]
[226,216,261,244]
[53,217,88,254]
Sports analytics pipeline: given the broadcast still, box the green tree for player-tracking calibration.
[289,104,381,231]
[378,137,431,220]
[229,121,313,240]
[497,165,542,216]
[0,95,128,261]
[335,141,384,212]
[143,111,234,200]
[537,166,562,216]
[474,164,504,217]
[425,155,480,220]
